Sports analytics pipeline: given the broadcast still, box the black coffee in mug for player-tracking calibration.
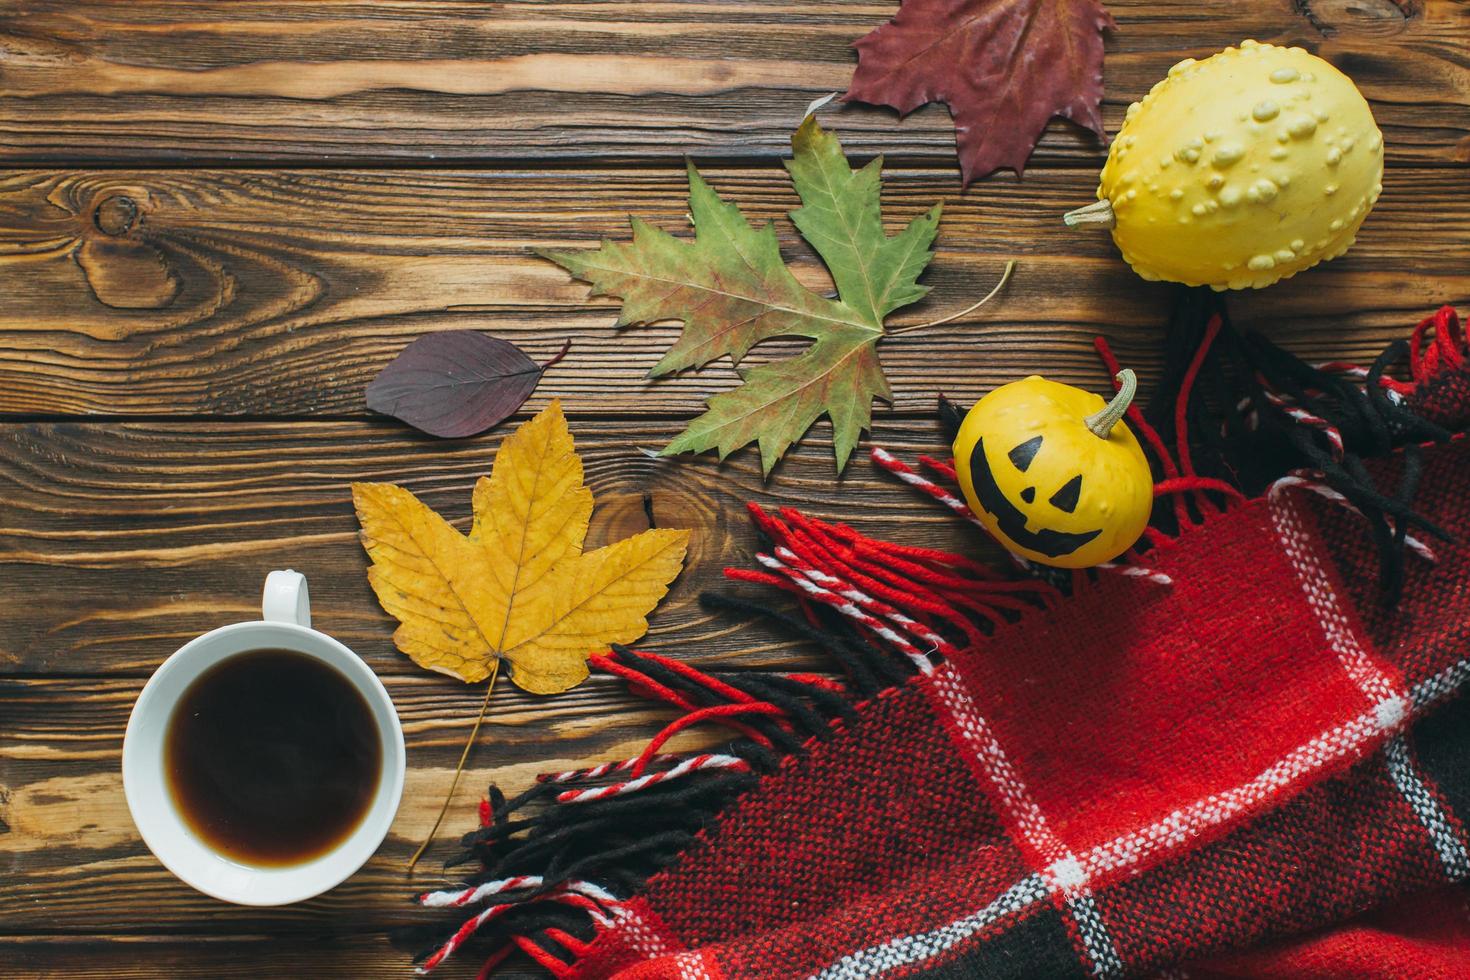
[164,648,383,867]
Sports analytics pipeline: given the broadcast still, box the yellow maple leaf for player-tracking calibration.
[353,400,688,694]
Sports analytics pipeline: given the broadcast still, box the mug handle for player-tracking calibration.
[262,569,311,628]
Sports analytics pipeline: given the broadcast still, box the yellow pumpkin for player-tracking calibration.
[1064,40,1383,290]
[954,371,1153,569]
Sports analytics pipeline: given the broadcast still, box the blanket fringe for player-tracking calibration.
[1156,292,1455,600]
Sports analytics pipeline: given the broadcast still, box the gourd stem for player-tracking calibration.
[1085,369,1136,439]
[1063,199,1117,230]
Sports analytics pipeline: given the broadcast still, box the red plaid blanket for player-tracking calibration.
[415,307,1470,978]
[1190,884,1470,977]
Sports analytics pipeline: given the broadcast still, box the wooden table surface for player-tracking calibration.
[2,1,1466,976]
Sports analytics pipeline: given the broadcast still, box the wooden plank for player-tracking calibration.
[0,672,724,938]
[1,166,1466,419]
[0,1,1465,167]
[1,934,501,980]
[0,416,992,677]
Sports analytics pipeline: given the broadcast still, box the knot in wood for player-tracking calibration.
[1294,0,1413,38]
[93,196,139,237]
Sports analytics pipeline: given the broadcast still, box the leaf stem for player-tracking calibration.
[406,659,499,873]
[887,260,1016,336]
[540,339,572,373]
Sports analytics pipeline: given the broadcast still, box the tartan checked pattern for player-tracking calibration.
[545,435,1470,980]
[925,661,1123,976]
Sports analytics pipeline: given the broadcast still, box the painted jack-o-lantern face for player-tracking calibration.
[954,373,1154,569]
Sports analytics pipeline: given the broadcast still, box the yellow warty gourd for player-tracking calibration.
[1065,40,1384,291]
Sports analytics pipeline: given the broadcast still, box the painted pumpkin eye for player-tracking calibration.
[1049,475,1082,513]
[1008,436,1043,471]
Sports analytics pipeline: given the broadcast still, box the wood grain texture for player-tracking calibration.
[0,0,1465,167]
[0,672,724,939]
[0,416,990,676]
[1,935,502,980]
[1,166,1466,420]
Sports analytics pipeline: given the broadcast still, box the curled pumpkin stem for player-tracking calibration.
[1085,369,1136,439]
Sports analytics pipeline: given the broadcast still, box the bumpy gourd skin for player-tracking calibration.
[954,377,1154,569]
[1100,40,1384,290]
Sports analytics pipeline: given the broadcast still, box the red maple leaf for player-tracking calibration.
[846,0,1115,185]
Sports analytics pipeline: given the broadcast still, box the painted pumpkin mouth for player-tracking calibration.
[968,436,1102,559]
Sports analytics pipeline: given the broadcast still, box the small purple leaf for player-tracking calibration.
[366,333,569,438]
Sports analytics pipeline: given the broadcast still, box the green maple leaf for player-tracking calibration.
[538,117,941,476]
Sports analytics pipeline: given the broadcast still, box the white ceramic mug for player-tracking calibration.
[122,570,405,906]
